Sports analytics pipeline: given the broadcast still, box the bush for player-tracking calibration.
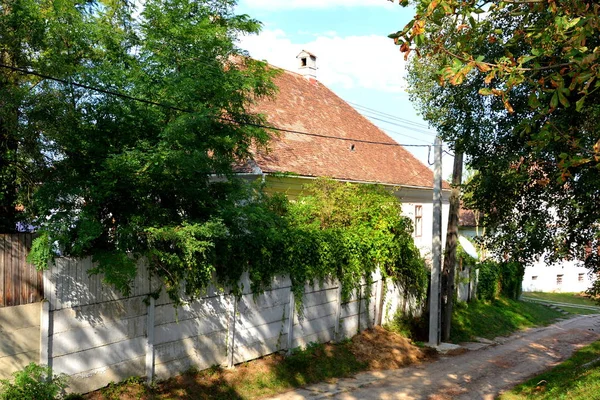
[386,311,429,341]
[477,260,524,301]
[0,363,68,400]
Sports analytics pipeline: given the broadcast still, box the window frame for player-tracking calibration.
[414,205,423,237]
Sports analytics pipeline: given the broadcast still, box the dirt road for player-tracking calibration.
[269,314,600,400]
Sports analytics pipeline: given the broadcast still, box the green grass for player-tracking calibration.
[522,292,599,307]
[499,340,600,400]
[234,342,367,397]
[557,305,600,315]
[450,297,564,343]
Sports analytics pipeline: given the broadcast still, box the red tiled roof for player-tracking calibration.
[250,69,442,189]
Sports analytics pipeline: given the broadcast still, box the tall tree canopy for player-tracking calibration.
[1,0,277,296]
[393,0,600,294]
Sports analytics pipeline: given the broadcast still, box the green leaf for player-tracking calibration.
[528,92,541,108]
[550,91,559,109]
[557,89,570,108]
[517,55,537,65]
[575,96,586,112]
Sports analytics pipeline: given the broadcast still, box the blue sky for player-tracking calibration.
[235,0,455,174]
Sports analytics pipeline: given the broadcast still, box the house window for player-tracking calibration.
[578,273,584,282]
[414,205,423,237]
[557,274,563,285]
[532,276,538,281]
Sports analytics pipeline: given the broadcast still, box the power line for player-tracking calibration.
[380,128,433,145]
[0,63,437,148]
[365,114,438,136]
[348,101,435,131]
[361,113,437,137]
[348,100,431,127]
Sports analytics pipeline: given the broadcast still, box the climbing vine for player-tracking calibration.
[212,178,428,305]
[31,178,428,307]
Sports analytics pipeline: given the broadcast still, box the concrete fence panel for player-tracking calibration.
[0,256,423,393]
[0,302,41,379]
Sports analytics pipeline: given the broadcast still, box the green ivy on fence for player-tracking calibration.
[477,260,525,301]
[30,178,428,307]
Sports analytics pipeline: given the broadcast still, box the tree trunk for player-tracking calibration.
[441,151,463,342]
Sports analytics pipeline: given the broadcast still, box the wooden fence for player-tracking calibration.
[0,233,43,307]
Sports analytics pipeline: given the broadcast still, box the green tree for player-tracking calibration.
[2,0,276,297]
[394,1,600,296]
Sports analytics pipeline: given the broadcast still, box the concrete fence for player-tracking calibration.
[4,257,421,394]
[0,302,41,378]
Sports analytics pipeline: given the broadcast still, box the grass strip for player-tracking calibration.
[450,297,564,343]
[499,340,600,400]
[557,305,600,316]
[522,292,599,307]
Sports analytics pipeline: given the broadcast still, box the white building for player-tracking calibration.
[522,258,594,293]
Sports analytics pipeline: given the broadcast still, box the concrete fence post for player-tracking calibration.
[39,299,52,368]
[333,283,343,342]
[226,294,237,368]
[145,296,155,385]
[286,290,295,353]
[374,271,385,327]
[40,267,53,369]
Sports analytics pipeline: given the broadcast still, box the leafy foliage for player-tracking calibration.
[450,297,562,343]
[399,0,600,293]
[477,260,524,301]
[212,179,428,307]
[6,0,276,298]
[283,179,428,303]
[5,1,426,305]
[0,363,67,400]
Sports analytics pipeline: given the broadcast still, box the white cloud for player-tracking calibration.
[238,29,407,93]
[240,0,395,10]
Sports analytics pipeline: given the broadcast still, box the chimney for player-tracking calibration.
[296,50,317,81]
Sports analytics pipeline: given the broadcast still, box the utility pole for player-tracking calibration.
[429,137,442,346]
[442,151,463,341]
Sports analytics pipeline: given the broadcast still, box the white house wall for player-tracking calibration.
[396,186,451,260]
[522,258,595,293]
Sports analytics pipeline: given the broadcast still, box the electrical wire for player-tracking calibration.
[363,115,437,136]
[0,62,440,148]
[347,101,433,130]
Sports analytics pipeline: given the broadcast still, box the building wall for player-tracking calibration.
[457,227,596,295]
[522,258,595,293]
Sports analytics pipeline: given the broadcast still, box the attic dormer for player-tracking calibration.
[296,50,317,80]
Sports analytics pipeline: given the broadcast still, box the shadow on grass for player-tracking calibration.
[450,297,564,343]
[152,367,245,400]
[269,342,367,389]
[86,343,365,400]
[499,340,600,399]
[162,343,365,399]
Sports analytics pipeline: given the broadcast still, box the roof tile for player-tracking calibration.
[250,69,443,189]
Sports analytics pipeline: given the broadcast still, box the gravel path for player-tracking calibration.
[266,314,600,400]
